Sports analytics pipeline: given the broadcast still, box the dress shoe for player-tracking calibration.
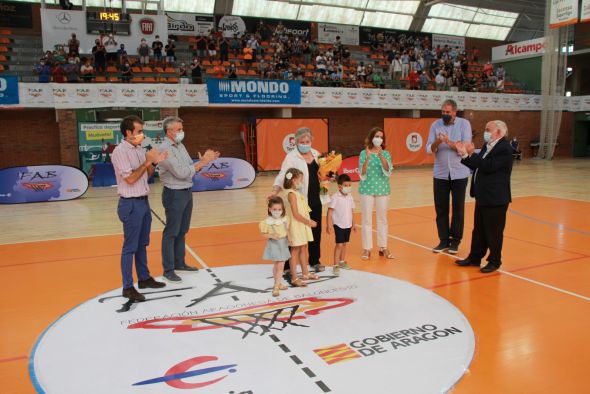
[138,277,166,289]
[122,287,145,302]
[455,259,480,267]
[175,264,199,272]
[163,271,182,282]
[480,263,500,273]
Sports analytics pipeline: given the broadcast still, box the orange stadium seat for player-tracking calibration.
[142,66,153,73]
[131,77,143,83]
[247,69,257,76]
[0,29,11,36]
[164,67,175,73]
[0,55,6,62]
[95,76,107,82]
[106,66,118,73]
[143,77,156,83]
[108,76,119,83]
[0,38,10,44]
[167,77,179,83]
[0,47,8,53]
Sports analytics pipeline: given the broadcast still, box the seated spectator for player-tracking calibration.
[357,61,366,82]
[54,48,66,64]
[435,70,446,91]
[34,59,52,83]
[52,61,66,83]
[120,61,132,82]
[64,57,79,83]
[117,44,127,65]
[80,58,94,82]
[137,39,151,66]
[190,59,202,84]
[348,69,360,88]
[316,52,327,74]
[228,63,238,79]
[419,71,429,90]
[372,72,385,89]
[408,68,419,90]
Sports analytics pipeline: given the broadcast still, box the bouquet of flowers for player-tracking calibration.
[317,151,342,203]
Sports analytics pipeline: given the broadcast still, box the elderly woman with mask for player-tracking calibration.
[268,127,325,273]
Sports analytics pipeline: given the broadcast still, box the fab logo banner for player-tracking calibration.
[256,118,329,171]
[191,157,256,192]
[385,118,437,166]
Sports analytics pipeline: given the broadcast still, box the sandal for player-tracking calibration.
[278,283,289,290]
[314,264,326,273]
[361,250,371,260]
[379,248,395,259]
[291,278,308,287]
[303,273,320,280]
[272,286,280,297]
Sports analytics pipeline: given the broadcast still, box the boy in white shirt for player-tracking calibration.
[326,174,356,276]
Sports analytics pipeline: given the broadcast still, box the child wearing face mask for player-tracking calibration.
[326,174,356,276]
[281,168,318,287]
[260,196,291,296]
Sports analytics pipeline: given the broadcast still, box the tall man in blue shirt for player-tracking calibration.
[426,99,472,254]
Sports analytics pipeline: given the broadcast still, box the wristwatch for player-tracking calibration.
[151,162,157,167]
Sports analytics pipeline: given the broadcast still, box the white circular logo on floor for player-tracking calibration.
[31,266,475,394]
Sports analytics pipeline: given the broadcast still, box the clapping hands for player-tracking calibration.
[146,147,169,164]
[198,149,221,164]
[455,141,475,156]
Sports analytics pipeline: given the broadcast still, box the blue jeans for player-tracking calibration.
[161,188,193,274]
[117,198,152,289]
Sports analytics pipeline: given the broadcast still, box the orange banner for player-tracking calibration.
[256,118,329,171]
[384,118,438,166]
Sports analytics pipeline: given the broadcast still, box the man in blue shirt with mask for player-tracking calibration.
[426,99,472,254]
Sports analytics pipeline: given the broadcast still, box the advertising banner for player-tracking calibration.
[166,13,214,36]
[216,15,311,39]
[0,76,19,105]
[384,118,437,166]
[207,78,301,106]
[492,37,546,62]
[256,118,328,171]
[581,0,590,23]
[40,9,167,55]
[78,121,165,176]
[432,34,465,52]
[0,0,33,28]
[338,155,360,182]
[359,26,431,46]
[318,23,359,46]
[549,0,578,28]
[191,157,256,192]
[0,165,88,204]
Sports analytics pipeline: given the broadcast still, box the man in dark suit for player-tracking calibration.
[455,120,513,273]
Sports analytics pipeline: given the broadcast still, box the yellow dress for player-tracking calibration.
[282,189,314,247]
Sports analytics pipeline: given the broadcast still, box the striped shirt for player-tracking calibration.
[426,117,472,180]
[111,140,150,197]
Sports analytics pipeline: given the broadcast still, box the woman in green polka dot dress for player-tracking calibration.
[359,127,394,260]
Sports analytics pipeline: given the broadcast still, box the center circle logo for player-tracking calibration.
[282,133,296,153]
[30,266,475,393]
[406,132,423,152]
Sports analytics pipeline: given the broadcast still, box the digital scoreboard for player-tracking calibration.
[86,11,131,35]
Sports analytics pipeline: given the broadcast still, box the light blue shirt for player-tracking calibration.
[426,117,472,180]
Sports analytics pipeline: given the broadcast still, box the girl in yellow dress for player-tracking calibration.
[282,168,318,287]
[259,196,291,297]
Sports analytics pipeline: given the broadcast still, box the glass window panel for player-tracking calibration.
[422,18,469,36]
[300,0,366,7]
[362,11,413,30]
[164,0,215,13]
[473,9,518,27]
[366,0,420,14]
[466,24,511,40]
[86,0,123,7]
[428,3,477,22]
[125,1,144,10]
[232,0,299,20]
[297,4,364,25]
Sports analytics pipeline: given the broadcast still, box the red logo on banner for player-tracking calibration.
[339,156,360,182]
[140,18,155,35]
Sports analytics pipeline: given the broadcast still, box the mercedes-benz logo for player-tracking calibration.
[57,12,71,24]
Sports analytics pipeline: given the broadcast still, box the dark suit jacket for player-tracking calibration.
[461,137,513,206]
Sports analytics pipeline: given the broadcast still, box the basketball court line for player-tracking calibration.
[508,208,590,236]
[363,226,590,302]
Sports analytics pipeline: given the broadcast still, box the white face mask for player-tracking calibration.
[174,130,185,144]
[270,210,283,219]
[342,186,352,194]
[372,137,383,147]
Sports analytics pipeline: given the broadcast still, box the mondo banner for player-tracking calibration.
[207,78,301,106]
[0,165,88,204]
[30,266,475,393]
[191,157,256,192]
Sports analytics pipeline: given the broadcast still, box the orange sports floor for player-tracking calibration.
[1,195,589,393]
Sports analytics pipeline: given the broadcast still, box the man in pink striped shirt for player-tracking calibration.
[111,115,168,302]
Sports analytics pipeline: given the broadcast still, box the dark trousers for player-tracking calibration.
[468,203,508,266]
[433,177,468,244]
[117,198,152,289]
[161,187,193,274]
[308,203,322,267]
